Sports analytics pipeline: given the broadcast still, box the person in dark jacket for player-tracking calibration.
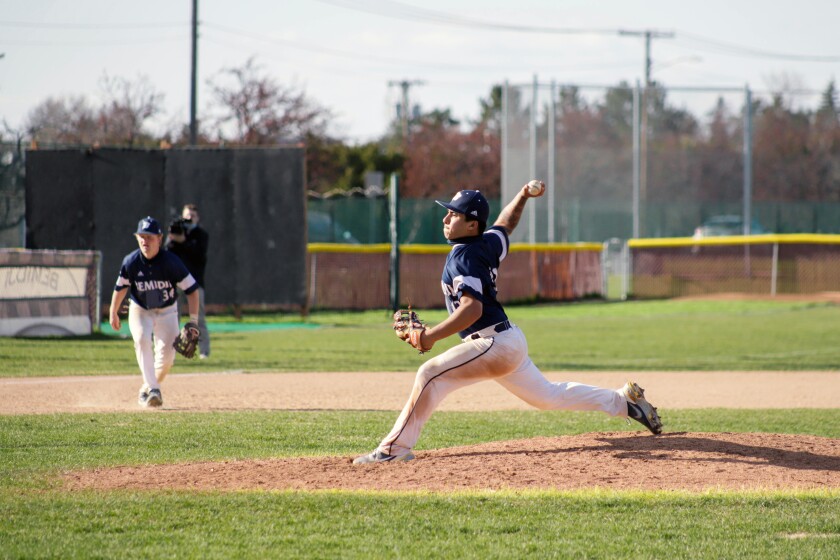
[166,204,211,358]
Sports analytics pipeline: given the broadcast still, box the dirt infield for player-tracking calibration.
[3,370,837,493]
[65,432,840,492]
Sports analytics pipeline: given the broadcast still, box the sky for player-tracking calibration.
[1,0,839,144]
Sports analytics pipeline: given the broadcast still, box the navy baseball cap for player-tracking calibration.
[135,216,162,235]
[435,190,490,224]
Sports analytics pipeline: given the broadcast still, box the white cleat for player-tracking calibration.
[146,388,163,408]
[352,450,415,465]
[621,381,663,435]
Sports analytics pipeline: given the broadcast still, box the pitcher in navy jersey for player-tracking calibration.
[109,217,200,408]
[353,184,662,464]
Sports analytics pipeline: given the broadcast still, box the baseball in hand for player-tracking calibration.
[527,179,543,196]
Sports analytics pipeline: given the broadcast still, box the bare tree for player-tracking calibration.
[24,96,99,145]
[207,57,331,144]
[403,117,500,199]
[25,74,164,147]
[97,73,165,147]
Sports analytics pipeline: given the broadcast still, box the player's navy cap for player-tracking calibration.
[135,216,162,235]
[435,190,490,224]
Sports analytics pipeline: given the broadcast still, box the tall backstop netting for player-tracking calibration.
[25,147,307,311]
[502,79,836,243]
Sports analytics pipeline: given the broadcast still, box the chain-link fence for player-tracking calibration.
[501,79,837,243]
[0,142,26,248]
[628,236,840,299]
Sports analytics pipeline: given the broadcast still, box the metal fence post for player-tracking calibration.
[389,174,400,311]
[743,85,753,235]
[548,80,556,243]
[632,81,641,239]
[622,240,631,301]
[600,241,609,298]
[94,250,102,331]
[529,75,538,244]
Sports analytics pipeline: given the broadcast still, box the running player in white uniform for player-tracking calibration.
[354,184,662,464]
[109,217,200,407]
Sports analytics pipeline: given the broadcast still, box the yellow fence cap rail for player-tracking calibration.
[308,242,607,254]
[399,244,451,255]
[628,233,840,248]
[510,242,603,252]
[307,243,391,254]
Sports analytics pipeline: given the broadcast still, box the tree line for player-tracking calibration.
[7,57,840,204]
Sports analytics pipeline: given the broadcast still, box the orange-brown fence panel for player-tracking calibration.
[629,235,840,298]
[307,243,603,310]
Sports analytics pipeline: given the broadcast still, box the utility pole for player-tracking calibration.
[388,79,425,141]
[189,0,199,146]
[619,29,674,237]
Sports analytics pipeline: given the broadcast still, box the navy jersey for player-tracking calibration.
[115,249,198,310]
[441,225,509,338]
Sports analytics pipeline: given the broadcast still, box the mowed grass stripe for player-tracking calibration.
[1,300,839,376]
[1,491,838,559]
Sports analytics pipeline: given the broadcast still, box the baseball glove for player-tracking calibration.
[173,321,200,359]
[393,309,430,353]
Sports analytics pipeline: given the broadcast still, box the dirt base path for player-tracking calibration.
[3,370,839,415]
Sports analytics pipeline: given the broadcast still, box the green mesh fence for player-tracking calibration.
[307,197,501,244]
[308,197,840,245]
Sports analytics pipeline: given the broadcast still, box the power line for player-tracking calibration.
[203,22,571,73]
[677,30,840,62]
[3,9,838,63]
[315,0,840,63]
[0,35,188,47]
[314,0,617,35]
[0,20,185,30]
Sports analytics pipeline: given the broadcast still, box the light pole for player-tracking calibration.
[189,0,198,146]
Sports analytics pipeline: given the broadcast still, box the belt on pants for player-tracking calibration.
[463,320,512,342]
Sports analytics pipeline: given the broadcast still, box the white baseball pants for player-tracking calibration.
[378,325,628,457]
[128,300,179,390]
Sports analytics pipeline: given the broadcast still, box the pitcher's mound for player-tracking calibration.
[65,432,840,493]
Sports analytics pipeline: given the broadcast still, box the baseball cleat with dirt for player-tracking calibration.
[352,450,415,465]
[621,381,663,435]
[146,388,163,408]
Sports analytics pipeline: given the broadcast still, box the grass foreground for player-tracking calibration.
[1,409,839,558]
[2,491,838,559]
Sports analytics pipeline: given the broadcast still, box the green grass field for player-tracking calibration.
[1,299,838,376]
[1,300,839,558]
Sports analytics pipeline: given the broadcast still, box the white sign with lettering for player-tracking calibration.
[0,267,88,299]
